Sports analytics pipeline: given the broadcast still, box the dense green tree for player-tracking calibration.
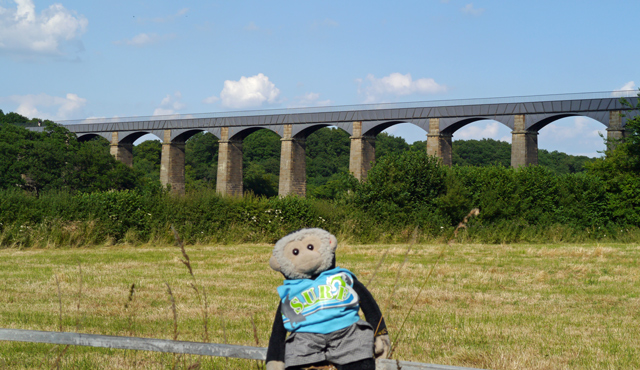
[132,139,162,187]
[0,109,50,127]
[451,138,595,173]
[587,93,640,224]
[243,129,280,175]
[305,128,351,197]
[375,132,410,160]
[453,138,511,167]
[242,129,280,194]
[244,162,279,197]
[0,121,140,194]
[67,138,139,192]
[186,132,219,189]
[538,149,594,174]
[409,140,427,152]
[352,150,449,219]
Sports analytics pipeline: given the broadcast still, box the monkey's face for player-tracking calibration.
[271,228,338,279]
[282,235,324,276]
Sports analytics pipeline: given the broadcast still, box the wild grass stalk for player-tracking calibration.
[55,274,63,332]
[171,224,210,343]
[365,247,389,288]
[165,282,179,370]
[50,345,69,370]
[165,282,178,341]
[123,283,138,369]
[124,283,136,337]
[250,315,264,370]
[377,227,418,336]
[221,314,228,345]
[52,274,69,370]
[388,209,480,358]
[75,262,82,332]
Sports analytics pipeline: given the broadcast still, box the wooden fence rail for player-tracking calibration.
[0,328,485,370]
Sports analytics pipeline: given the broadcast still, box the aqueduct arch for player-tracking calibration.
[39,92,636,196]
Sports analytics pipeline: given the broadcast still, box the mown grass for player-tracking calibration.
[0,242,638,369]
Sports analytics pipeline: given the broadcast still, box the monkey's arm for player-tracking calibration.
[353,277,387,335]
[266,302,286,367]
[353,277,390,358]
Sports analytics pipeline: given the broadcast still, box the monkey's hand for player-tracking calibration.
[266,360,285,370]
[374,334,391,359]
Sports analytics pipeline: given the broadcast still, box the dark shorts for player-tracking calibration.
[284,320,374,368]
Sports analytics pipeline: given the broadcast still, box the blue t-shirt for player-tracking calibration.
[277,267,360,334]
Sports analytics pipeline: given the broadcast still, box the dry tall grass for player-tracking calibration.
[0,241,638,369]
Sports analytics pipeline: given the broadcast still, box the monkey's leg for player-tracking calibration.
[334,358,375,370]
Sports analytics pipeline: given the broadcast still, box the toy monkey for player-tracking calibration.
[266,228,390,370]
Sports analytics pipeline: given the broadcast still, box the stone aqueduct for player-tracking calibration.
[39,93,638,196]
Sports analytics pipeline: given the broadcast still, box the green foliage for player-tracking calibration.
[453,138,595,173]
[0,122,140,194]
[185,132,219,190]
[243,163,278,197]
[453,138,511,167]
[242,130,280,194]
[350,150,449,224]
[587,92,640,225]
[0,109,48,127]
[306,127,351,197]
[375,132,410,161]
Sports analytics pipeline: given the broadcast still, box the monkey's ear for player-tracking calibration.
[329,234,338,252]
[269,256,281,272]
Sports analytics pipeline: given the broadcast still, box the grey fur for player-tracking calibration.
[271,228,337,280]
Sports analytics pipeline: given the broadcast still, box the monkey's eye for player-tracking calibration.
[307,244,314,251]
[292,249,299,255]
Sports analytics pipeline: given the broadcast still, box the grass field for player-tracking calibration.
[0,241,638,370]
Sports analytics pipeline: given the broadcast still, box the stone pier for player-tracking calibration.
[109,132,133,167]
[279,124,306,197]
[511,114,538,168]
[159,130,186,194]
[426,118,452,166]
[349,121,376,181]
[606,111,625,150]
[216,127,244,196]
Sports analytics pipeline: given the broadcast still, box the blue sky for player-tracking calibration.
[1,0,638,157]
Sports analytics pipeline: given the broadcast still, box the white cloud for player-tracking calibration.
[0,0,87,57]
[289,92,332,108]
[153,91,186,116]
[455,121,501,140]
[382,123,427,144]
[540,116,603,141]
[3,93,87,120]
[202,95,219,104]
[612,81,636,97]
[214,73,281,109]
[461,3,485,16]
[114,33,175,47]
[538,116,606,157]
[358,72,447,103]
